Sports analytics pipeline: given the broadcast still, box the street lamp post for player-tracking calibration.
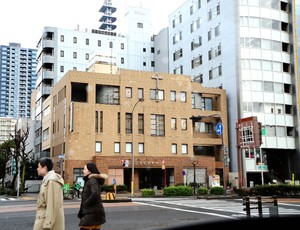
[131,98,144,197]
[192,160,198,195]
[259,147,264,185]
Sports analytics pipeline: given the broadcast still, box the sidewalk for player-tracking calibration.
[9,192,136,202]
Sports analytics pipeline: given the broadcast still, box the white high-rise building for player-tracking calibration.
[33,2,155,157]
[156,0,297,186]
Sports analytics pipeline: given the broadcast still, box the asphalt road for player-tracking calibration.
[1,196,300,230]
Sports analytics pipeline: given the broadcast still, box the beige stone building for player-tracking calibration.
[43,67,228,192]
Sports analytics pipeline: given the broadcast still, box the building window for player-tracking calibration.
[173,48,183,61]
[202,97,213,110]
[96,85,120,104]
[171,118,177,130]
[117,112,120,133]
[195,122,213,133]
[73,37,77,43]
[121,43,124,49]
[125,113,132,134]
[109,42,113,48]
[181,118,187,130]
[173,32,182,44]
[150,114,165,136]
[138,88,144,99]
[172,144,177,154]
[100,111,103,133]
[86,53,89,60]
[150,89,164,101]
[170,91,176,101]
[96,141,102,153]
[73,52,77,59]
[95,111,99,132]
[60,35,64,42]
[60,50,64,57]
[192,93,202,109]
[180,92,186,102]
[126,142,132,153]
[43,128,49,141]
[191,55,202,68]
[125,87,132,98]
[98,40,101,46]
[121,57,124,64]
[209,64,222,79]
[138,114,144,134]
[191,36,202,50]
[86,38,89,45]
[137,22,143,28]
[114,142,120,153]
[138,143,144,153]
[174,65,183,74]
[182,144,188,154]
[60,66,64,72]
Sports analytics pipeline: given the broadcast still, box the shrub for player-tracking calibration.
[197,187,208,195]
[210,186,224,195]
[234,188,250,196]
[141,188,155,197]
[100,184,127,193]
[163,186,193,196]
[249,184,300,196]
[0,188,7,195]
[6,189,17,196]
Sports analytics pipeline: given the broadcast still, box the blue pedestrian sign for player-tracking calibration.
[216,123,223,135]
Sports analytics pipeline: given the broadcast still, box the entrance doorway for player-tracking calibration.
[123,168,173,191]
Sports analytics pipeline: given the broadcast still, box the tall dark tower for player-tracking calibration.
[99,0,117,31]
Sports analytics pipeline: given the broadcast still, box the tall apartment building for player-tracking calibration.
[44,66,228,190]
[33,3,155,157]
[0,43,37,118]
[156,0,297,186]
[0,117,17,144]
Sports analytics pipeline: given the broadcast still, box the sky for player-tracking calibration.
[0,0,187,48]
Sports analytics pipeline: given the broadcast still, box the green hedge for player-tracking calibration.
[210,186,225,195]
[197,187,208,195]
[141,188,155,197]
[100,184,127,192]
[163,186,193,196]
[249,184,300,196]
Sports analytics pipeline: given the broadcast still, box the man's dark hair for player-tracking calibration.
[39,157,53,171]
[86,162,100,174]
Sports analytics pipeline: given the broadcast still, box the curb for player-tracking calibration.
[103,198,132,203]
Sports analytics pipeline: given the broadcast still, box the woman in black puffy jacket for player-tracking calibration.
[78,162,108,230]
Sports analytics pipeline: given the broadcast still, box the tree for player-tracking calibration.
[0,139,15,190]
[10,121,33,192]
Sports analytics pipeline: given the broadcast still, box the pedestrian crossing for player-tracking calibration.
[132,197,300,218]
[0,197,17,201]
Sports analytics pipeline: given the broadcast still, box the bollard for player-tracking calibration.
[243,196,251,218]
[270,195,279,217]
[257,196,263,218]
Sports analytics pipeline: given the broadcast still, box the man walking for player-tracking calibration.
[33,157,65,230]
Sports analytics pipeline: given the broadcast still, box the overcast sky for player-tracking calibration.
[0,0,187,48]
